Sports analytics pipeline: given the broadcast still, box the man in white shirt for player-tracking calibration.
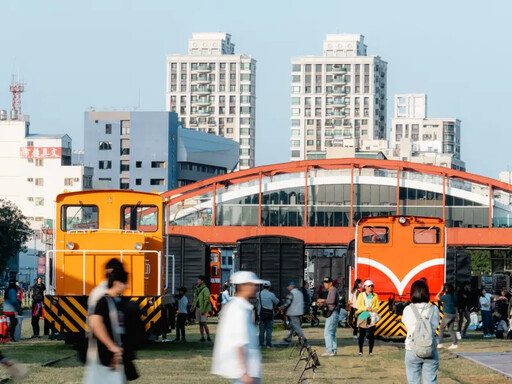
[212,271,264,384]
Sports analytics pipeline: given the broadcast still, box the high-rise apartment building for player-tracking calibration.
[290,34,387,160]
[390,94,464,170]
[166,33,256,169]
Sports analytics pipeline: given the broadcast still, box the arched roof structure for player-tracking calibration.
[162,159,512,247]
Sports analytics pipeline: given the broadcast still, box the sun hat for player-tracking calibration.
[363,279,374,287]
[230,271,264,285]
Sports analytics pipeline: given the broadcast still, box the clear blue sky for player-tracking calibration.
[0,0,510,179]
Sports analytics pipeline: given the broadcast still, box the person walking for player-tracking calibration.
[456,281,471,338]
[436,283,458,349]
[174,286,188,342]
[192,275,212,342]
[356,280,380,356]
[402,280,440,384]
[280,281,307,344]
[317,277,339,357]
[212,271,264,384]
[31,277,46,338]
[84,267,130,383]
[479,288,494,337]
[256,281,279,348]
[3,280,20,342]
[348,279,362,340]
[87,258,124,316]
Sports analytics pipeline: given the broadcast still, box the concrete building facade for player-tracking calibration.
[390,94,464,170]
[166,33,256,169]
[84,111,239,192]
[290,34,387,161]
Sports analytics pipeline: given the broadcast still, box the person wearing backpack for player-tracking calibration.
[435,283,458,349]
[402,280,440,384]
[256,281,279,348]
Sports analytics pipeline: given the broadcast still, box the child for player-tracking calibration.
[174,287,188,342]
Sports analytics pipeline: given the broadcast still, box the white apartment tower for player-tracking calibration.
[390,94,464,170]
[290,34,387,160]
[166,33,256,169]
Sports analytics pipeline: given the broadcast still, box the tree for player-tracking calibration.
[0,199,31,272]
[469,249,491,275]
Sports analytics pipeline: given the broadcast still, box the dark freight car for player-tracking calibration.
[237,236,305,301]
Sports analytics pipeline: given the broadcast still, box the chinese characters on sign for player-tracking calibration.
[20,147,62,159]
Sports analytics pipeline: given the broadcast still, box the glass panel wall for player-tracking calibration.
[216,179,259,226]
[446,178,489,228]
[169,191,213,226]
[262,173,304,226]
[492,189,512,227]
[353,184,397,222]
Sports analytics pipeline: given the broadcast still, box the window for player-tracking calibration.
[151,161,166,168]
[150,179,165,186]
[27,141,34,147]
[135,179,142,186]
[292,64,301,72]
[61,205,99,231]
[413,227,440,244]
[105,124,112,134]
[362,226,389,243]
[121,205,158,232]
[120,161,130,172]
[35,159,43,167]
[64,178,74,186]
[99,160,112,169]
[27,178,33,183]
[35,178,44,186]
[136,161,142,168]
[99,141,112,150]
[227,128,233,134]
[292,75,301,83]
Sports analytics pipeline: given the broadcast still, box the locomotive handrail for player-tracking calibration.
[66,229,144,234]
[45,249,162,295]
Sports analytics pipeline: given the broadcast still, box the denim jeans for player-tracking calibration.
[231,379,261,384]
[324,311,339,353]
[439,312,457,345]
[481,310,493,335]
[259,319,274,347]
[405,349,439,384]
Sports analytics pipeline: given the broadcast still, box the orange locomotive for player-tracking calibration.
[348,216,446,339]
[44,190,165,338]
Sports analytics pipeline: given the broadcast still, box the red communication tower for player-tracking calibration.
[10,74,25,114]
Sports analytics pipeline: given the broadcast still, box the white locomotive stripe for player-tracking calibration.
[357,258,445,296]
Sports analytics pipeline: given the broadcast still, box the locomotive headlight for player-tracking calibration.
[66,242,75,250]
[398,217,407,225]
[134,242,143,250]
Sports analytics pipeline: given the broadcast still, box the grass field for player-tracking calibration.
[0,318,511,383]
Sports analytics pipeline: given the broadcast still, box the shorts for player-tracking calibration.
[195,308,207,323]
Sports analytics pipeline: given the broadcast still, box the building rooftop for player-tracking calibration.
[26,133,68,139]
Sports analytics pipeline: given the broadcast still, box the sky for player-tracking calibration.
[0,0,510,179]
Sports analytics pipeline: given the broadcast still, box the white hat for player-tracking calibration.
[363,279,374,287]
[230,271,264,285]
[262,280,271,287]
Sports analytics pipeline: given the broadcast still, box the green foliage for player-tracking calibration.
[468,249,491,275]
[0,199,31,271]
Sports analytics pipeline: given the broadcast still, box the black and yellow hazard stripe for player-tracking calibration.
[44,295,163,335]
[374,300,444,339]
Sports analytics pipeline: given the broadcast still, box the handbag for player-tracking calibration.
[370,311,381,326]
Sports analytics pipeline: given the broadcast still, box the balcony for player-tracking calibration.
[192,98,211,106]
[193,75,211,84]
[330,67,348,73]
[192,109,211,116]
[195,87,212,95]
[328,111,346,117]
[330,76,349,85]
[329,88,349,95]
[195,65,212,73]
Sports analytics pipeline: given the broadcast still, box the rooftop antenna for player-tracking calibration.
[10,73,25,118]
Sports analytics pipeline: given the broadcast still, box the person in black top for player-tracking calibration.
[456,281,471,338]
[31,277,46,338]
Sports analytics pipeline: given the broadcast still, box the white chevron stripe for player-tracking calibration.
[357,258,445,296]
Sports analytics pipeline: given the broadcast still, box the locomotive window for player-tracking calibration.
[121,205,158,232]
[61,205,99,231]
[362,226,389,243]
[413,227,440,244]
[211,265,219,277]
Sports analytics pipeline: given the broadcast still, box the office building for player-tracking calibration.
[166,33,256,169]
[84,111,239,192]
[290,34,387,160]
[390,94,464,170]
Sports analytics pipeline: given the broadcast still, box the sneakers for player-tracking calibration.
[456,332,462,340]
[369,352,374,356]
[206,337,212,342]
[437,343,444,349]
[200,337,206,342]
[321,351,336,357]
[483,334,493,338]
[161,338,170,343]
[358,352,363,357]
[448,344,458,350]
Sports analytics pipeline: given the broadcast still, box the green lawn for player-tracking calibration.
[0,318,510,383]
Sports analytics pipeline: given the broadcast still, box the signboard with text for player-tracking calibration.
[20,147,62,159]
